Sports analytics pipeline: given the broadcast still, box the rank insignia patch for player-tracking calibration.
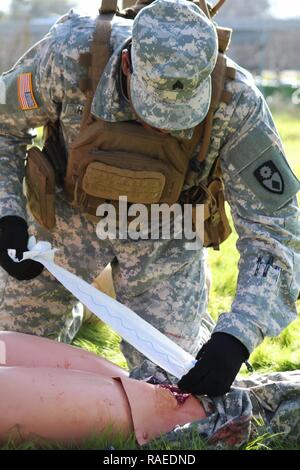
[254,160,284,194]
[18,73,39,110]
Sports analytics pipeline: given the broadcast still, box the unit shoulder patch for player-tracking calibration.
[17,73,39,110]
[226,123,300,212]
[254,160,284,194]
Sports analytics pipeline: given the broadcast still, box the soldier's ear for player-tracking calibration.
[121,49,132,76]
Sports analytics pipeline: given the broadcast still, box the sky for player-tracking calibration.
[1,0,300,18]
[271,0,300,17]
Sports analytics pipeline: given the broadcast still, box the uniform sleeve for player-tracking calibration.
[213,81,300,353]
[0,27,65,220]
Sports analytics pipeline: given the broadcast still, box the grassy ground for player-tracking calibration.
[2,107,300,451]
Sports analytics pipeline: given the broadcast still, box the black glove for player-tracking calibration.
[177,332,249,397]
[0,216,44,281]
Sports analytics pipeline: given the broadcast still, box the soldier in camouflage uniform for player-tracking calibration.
[0,0,299,396]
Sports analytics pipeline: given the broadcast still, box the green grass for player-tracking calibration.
[73,321,128,370]
[2,108,300,451]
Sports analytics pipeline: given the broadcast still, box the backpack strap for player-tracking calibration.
[99,0,118,14]
[79,6,116,95]
[90,16,114,93]
[197,0,211,17]
[78,5,116,128]
[216,26,232,53]
[210,0,227,17]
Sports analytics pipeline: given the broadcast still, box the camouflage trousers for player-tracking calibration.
[0,192,213,368]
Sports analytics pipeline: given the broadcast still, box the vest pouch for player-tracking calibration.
[192,178,232,250]
[25,146,56,230]
[82,161,166,204]
[73,150,184,208]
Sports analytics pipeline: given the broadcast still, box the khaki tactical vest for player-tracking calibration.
[25,0,235,249]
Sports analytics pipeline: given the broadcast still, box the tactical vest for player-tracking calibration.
[25,0,235,249]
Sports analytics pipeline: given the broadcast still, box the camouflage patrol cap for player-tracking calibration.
[130,0,218,131]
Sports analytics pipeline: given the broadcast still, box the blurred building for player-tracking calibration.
[218,17,300,75]
[0,7,300,75]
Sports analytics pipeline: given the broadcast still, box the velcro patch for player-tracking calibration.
[17,73,39,110]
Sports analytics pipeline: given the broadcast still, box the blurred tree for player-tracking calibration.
[216,0,271,18]
[9,0,76,18]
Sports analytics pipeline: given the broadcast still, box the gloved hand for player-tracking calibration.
[0,216,44,280]
[177,332,249,397]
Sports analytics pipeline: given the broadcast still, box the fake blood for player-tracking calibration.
[160,384,190,405]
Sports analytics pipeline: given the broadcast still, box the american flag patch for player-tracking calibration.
[18,73,39,110]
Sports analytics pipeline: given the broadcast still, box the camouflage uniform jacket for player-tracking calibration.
[0,10,299,353]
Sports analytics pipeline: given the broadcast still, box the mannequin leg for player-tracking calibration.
[0,366,132,444]
[0,331,127,377]
[0,333,206,446]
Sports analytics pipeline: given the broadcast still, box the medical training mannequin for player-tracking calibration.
[0,331,206,445]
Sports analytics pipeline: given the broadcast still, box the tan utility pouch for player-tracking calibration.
[25,146,56,230]
[192,178,232,250]
[71,149,182,208]
[82,161,166,203]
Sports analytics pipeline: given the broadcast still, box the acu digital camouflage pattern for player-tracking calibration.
[0,2,299,362]
[129,0,218,130]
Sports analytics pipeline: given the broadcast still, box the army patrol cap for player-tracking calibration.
[130,0,218,131]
